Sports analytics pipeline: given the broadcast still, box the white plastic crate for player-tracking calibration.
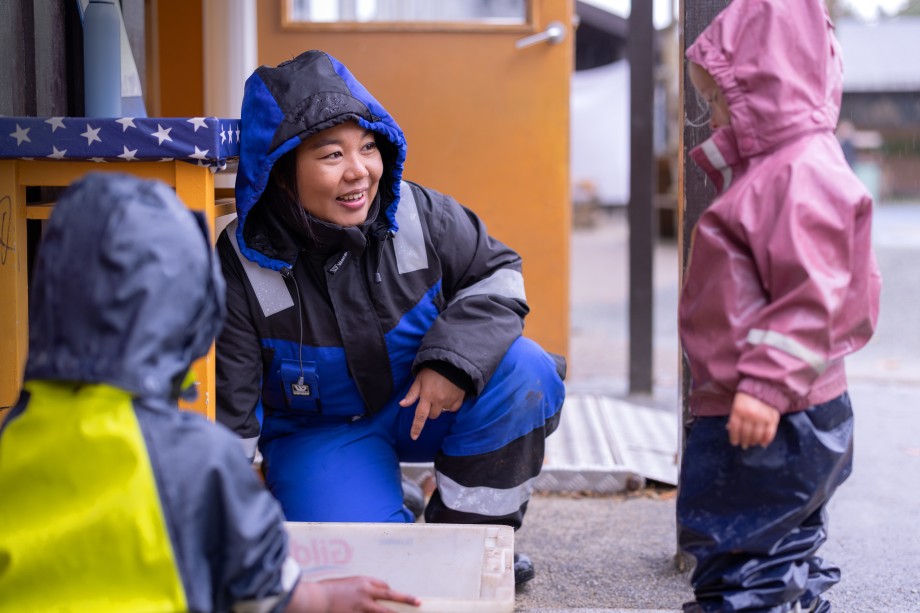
[284,522,515,613]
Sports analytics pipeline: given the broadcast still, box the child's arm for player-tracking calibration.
[727,391,780,449]
[735,163,879,414]
[285,577,420,613]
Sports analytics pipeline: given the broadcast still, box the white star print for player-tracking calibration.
[118,145,138,161]
[10,124,31,145]
[189,146,209,160]
[116,117,137,132]
[235,128,240,141]
[187,117,209,132]
[48,146,67,159]
[45,117,66,132]
[90,157,107,163]
[151,124,173,145]
[81,124,102,145]
[220,128,226,144]
[159,158,174,162]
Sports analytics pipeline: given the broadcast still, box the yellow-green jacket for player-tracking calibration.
[0,173,300,612]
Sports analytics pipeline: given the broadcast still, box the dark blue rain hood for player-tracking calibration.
[234,50,408,271]
[25,173,226,399]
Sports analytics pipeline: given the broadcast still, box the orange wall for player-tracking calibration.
[151,0,204,117]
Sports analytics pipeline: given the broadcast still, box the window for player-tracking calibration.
[284,0,530,30]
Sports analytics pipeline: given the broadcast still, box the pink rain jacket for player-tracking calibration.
[680,0,882,416]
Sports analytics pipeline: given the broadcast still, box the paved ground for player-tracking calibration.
[512,205,920,612]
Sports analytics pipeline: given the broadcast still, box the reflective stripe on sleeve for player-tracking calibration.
[746,328,828,374]
[449,268,526,306]
[280,556,301,593]
[239,436,259,462]
[231,556,301,613]
[701,138,733,190]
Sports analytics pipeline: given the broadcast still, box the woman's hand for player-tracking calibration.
[399,368,466,440]
[727,392,780,449]
[287,576,420,613]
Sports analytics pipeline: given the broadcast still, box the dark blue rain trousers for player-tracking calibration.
[678,393,854,613]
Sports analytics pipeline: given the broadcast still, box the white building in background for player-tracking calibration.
[835,16,920,200]
[570,0,679,209]
[570,61,631,206]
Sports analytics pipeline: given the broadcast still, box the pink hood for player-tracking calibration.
[687,0,843,162]
[680,0,882,416]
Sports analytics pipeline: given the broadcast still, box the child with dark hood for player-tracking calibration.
[678,1,882,611]
[0,173,419,613]
[215,50,567,585]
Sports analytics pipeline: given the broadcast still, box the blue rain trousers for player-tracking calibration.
[259,336,565,526]
[678,393,854,613]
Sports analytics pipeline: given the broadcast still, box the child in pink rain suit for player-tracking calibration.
[678,0,882,611]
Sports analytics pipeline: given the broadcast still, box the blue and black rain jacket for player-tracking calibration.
[216,50,530,447]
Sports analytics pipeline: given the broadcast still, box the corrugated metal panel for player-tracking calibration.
[537,394,679,492]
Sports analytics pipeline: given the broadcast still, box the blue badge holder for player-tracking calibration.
[279,359,321,413]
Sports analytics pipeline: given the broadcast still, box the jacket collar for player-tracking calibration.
[690,125,746,194]
[244,193,383,266]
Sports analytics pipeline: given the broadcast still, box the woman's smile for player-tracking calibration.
[337,189,369,209]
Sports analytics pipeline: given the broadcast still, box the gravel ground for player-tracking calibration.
[513,490,692,612]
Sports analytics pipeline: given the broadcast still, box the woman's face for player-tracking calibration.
[688,62,731,131]
[294,121,383,227]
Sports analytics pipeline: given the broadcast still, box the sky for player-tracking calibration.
[582,0,910,26]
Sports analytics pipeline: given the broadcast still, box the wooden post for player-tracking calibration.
[175,162,218,421]
[628,0,655,394]
[0,162,28,413]
[677,0,731,570]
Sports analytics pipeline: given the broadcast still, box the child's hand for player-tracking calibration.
[727,392,780,449]
[288,576,420,613]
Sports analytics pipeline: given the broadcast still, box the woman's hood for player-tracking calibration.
[25,173,226,399]
[687,0,844,159]
[235,50,407,271]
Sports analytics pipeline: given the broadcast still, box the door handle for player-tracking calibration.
[515,21,566,49]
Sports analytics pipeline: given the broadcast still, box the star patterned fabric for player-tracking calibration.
[0,116,241,171]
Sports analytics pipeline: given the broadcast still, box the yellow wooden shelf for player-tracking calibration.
[25,202,56,220]
[1,158,236,419]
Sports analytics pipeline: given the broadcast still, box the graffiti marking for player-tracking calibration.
[0,195,13,266]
